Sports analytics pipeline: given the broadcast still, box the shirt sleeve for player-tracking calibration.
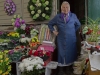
[48,15,57,32]
[74,14,81,31]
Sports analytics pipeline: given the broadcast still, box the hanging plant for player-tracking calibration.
[4,0,16,16]
[27,0,53,21]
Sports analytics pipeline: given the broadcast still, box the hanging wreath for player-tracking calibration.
[4,0,16,16]
[27,0,53,21]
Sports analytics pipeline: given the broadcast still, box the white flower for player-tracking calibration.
[38,3,41,7]
[20,24,26,30]
[12,22,15,26]
[13,15,17,18]
[45,7,49,10]
[31,11,35,14]
[42,13,46,17]
[37,10,41,14]
[18,63,24,72]
[19,57,44,72]
[11,19,15,22]
[36,64,43,69]
[36,14,39,17]
[45,1,49,5]
[14,27,17,31]
[26,65,33,71]
[17,15,20,18]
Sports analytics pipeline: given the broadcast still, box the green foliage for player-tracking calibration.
[84,17,100,42]
[27,0,53,21]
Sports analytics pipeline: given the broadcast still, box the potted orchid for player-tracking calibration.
[18,56,45,75]
[11,15,26,36]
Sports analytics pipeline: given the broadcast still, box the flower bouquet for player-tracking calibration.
[30,28,39,38]
[82,17,100,45]
[18,56,45,75]
[0,50,12,75]
[29,36,40,49]
[11,15,26,35]
[29,49,51,61]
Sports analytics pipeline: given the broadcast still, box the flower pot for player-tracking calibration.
[88,42,97,45]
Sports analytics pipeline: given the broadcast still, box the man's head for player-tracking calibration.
[61,1,70,14]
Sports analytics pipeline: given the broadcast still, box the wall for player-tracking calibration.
[0,0,57,27]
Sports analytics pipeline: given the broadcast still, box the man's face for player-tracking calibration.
[61,3,70,14]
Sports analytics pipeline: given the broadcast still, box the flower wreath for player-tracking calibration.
[4,0,16,16]
[27,0,53,21]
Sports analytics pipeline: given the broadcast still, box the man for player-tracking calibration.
[48,1,81,75]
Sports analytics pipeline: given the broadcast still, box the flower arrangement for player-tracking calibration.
[0,50,12,75]
[82,17,100,43]
[27,0,53,21]
[29,50,51,61]
[0,31,8,39]
[29,36,40,49]
[19,37,31,46]
[18,56,44,75]
[7,32,20,38]
[8,49,23,62]
[30,29,39,38]
[11,15,26,35]
[4,0,16,15]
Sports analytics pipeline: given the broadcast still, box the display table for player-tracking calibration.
[88,64,100,75]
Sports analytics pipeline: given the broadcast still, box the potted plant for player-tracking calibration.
[0,50,12,75]
[82,17,100,45]
[18,56,45,75]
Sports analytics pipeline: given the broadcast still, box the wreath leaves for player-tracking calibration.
[27,0,53,21]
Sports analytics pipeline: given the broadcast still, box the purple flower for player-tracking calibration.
[4,0,16,15]
[9,50,14,54]
[21,20,25,24]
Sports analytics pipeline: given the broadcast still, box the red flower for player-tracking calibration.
[33,51,39,56]
[46,51,51,56]
[29,50,33,55]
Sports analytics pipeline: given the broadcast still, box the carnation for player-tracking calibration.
[42,13,46,17]
[45,1,49,5]
[45,7,49,10]
[38,3,41,7]
[37,10,41,14]
[31,11,35,14]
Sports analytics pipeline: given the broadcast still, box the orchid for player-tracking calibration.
[11,15,26,35]
[4,0,16,16]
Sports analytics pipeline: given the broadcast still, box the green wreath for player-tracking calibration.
[27,0,53,21]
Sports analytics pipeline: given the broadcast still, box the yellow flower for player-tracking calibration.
[5,58,9,61]
[2,73,6,75]
[0,70,2,74]
[0,55,3,59]
[0,60,3,63]
[5,71,9,75]
[8,65,11,70]
[4,50,8,53]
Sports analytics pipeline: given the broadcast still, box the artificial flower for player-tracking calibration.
[28,0,53,21]
[4,0,16,15]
